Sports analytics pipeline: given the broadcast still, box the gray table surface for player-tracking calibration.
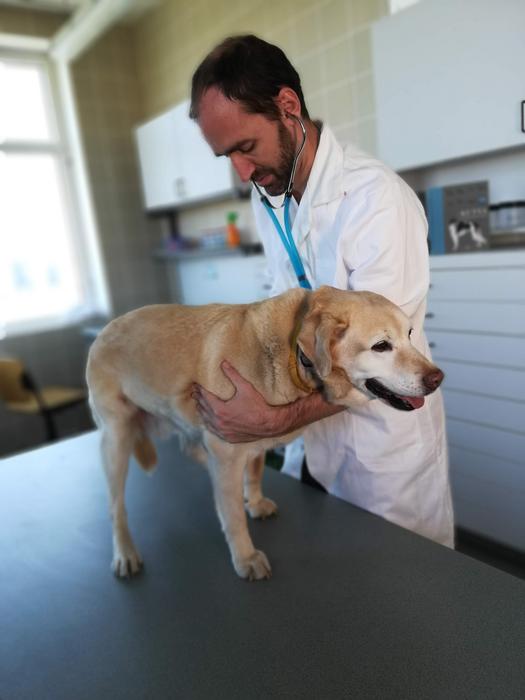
[1,431,524,700]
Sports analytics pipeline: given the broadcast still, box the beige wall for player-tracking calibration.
[0,6,67,37]
[133,0,387,153]
[72,24,171,316]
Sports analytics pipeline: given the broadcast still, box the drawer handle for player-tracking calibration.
[429,341,436,348]
[425,312,435,319]
[262,283,272,290]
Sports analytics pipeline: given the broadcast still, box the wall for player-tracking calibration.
[131,0,388,242]
[402,147,525,204]
[71,24,171,317]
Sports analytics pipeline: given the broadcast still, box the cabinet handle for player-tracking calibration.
[521,100,525,133]
[425,312,435,319]
[262,283,272,290]
[429,341,436,348]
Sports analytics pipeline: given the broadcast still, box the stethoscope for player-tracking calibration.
[251,115,312,290]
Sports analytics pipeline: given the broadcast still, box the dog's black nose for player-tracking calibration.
[424,368,444,392]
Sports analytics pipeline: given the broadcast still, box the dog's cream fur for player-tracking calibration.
[86,286,443,580]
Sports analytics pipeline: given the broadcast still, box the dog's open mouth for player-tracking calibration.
[365,378,425,411]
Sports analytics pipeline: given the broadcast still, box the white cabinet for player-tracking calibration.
[372,0,525,170]
[135,109,179,209]
[135,100,235,210]
[427,250,525,551]
[167,253,269,306]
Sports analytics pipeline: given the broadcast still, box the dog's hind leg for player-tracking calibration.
[244,453,278,520]
[101,417,143,578]
[206,438,271,580]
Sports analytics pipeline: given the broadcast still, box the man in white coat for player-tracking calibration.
[190,35,454,547]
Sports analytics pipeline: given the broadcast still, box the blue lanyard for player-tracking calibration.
[261,196,312,290]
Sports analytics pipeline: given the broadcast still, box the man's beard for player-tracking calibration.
[253,121,296,197]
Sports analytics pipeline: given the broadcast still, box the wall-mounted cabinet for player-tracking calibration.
[372,0,525,171]
[135,99,239,211]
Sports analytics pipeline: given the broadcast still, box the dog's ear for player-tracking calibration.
[297,311,348,378]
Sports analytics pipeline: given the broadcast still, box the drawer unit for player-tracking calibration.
[428,250,525,552]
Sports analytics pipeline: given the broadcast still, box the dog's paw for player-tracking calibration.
[246,497,278,520]
[112,546,143,579]
[234,550,272,581]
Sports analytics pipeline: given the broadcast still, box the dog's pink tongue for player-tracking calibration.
[403,396,425,409]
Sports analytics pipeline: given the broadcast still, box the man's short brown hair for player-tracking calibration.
[190,34,309,121]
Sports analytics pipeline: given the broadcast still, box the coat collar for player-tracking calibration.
[302,123,345,208]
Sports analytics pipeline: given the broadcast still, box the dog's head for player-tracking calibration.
[296,286,443,411]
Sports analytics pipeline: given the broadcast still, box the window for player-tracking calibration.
[0,54,89,336]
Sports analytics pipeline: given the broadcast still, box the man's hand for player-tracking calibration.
[191,361,345,443]
[191,361,282,443]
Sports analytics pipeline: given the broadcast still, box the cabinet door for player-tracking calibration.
[172,100,233,204]
[179,255,268,305]
[372,0,525,170]
[135,108,180,210]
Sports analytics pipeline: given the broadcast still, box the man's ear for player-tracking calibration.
[297,311,348,379]
[275,87,302,119]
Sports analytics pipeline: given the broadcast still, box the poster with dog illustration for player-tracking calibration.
[426,181,490,254]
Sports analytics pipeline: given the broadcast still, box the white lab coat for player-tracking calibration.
[252,124,454,547]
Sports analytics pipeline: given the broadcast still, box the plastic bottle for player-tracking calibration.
[226,211,241,248]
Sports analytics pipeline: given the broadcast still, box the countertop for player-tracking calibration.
[1,432,525,699]
[154,242,264,262]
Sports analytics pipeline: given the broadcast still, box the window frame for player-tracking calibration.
[0,46,109,337]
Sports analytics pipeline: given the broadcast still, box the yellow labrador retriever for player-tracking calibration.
[86,286,443,581]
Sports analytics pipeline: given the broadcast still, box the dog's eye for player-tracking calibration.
[371,341,392,352]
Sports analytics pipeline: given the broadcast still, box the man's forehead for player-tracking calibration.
[197,88,250,151]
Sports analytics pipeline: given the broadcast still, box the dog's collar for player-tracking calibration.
[288,318,315,394]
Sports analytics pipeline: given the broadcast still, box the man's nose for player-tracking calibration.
[423,368,444,392]
[230,153,255,182]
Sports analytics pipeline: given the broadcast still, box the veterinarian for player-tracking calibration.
[190,35,454,548]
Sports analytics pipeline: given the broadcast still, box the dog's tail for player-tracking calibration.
[133,433,157,471]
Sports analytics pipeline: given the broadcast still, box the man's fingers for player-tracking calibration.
[220,360,251,388]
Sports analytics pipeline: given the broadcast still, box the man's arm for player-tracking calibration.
[192,361,344,443]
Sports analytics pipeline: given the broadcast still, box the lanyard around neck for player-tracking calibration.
[261,195,312,290]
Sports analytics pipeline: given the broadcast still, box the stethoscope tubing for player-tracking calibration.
[253,115,312,289]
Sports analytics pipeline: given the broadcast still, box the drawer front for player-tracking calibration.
[443,390,525,433]
[438,360,525,401]
[425,301,525,335]
[427,330,525,369]
[449,445,524,492]
[429,267,525,302]
[447,417,525,464]
[449,447,525,551]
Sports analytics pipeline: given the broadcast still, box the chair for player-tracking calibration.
[0,357,87,443]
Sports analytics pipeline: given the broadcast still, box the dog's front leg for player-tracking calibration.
[207,443,271,581]
[244,453,278,520]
